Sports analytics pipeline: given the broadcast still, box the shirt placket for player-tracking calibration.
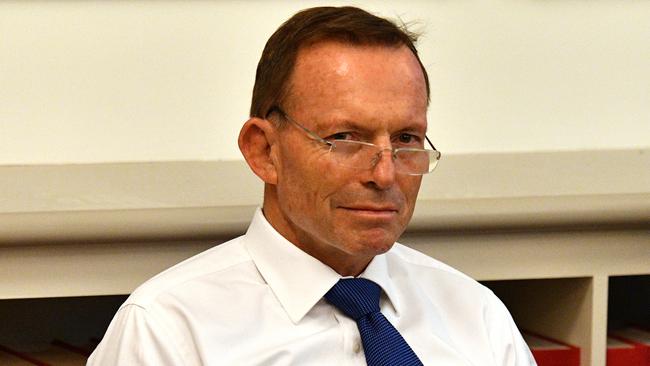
[332,311,366,366]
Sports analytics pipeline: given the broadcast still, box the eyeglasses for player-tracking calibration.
[268,107,441,175]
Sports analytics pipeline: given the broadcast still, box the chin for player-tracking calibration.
[352,231,398,256]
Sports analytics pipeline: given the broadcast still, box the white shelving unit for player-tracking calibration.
[1,149,649,366]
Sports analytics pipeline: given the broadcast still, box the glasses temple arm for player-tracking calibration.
[425,135,437,151]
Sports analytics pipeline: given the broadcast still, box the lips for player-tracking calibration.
[340,203,398,211]
[338,205,400,220]
[342,206,398,212]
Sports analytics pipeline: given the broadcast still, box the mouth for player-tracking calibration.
[339,205,399,219]
[342,205,398,211]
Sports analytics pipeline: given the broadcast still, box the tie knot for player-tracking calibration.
[324,278,381,320]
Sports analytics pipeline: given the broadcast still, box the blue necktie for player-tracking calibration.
[324,278,423,366]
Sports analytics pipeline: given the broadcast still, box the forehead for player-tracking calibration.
[285,41,428,130]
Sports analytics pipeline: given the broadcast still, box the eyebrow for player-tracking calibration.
[397,123,428,135]
[314,119,427,135]
[315,119,362,133]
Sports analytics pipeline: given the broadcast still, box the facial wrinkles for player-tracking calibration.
[260,44,428,277]
[310,164,408,235]
[312,123,414,213]
[330,187,406,211]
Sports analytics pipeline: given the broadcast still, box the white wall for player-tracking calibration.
[1,0,648,165]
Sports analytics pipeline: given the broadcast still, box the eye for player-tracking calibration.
[395,133,421,145]
[326,132,355,141]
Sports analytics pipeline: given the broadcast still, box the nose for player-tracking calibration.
[366,148,397,190]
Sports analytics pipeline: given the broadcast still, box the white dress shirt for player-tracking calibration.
[88,208,536,366]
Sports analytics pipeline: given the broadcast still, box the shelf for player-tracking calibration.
[483,278,596,366]
[1,149,648,366]
[402,228,649,281]
[2,149,648,244]
[608,275,650,331]
[0,295,126,352]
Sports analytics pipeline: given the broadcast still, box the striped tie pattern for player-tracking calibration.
[325,278,423,366]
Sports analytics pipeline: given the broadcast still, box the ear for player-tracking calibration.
[238,117,278,185]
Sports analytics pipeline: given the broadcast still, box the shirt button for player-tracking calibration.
[353,341,362,353]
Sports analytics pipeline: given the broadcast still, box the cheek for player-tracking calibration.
[277,145,338,209]
[399,176,422,209]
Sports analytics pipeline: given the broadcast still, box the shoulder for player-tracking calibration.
[123,235,256,309]
[387,242,495,299]
[385,244,536,365]
[389,243,478,282]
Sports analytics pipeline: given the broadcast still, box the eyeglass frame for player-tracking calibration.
[266,106,441,175]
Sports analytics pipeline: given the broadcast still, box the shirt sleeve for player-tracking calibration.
[483,289,538,366]
[87,304,186,366]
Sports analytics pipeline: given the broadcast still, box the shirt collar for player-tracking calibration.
[360,254,403,316]
[244,208,340,324]
[244,208,402,323]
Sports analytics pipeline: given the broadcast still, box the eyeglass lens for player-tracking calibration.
[329,140,438,175]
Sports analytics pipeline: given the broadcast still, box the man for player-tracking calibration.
[89,6,536,366]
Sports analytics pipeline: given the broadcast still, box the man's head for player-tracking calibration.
[249,6,430,121]
[239,6,431,276]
